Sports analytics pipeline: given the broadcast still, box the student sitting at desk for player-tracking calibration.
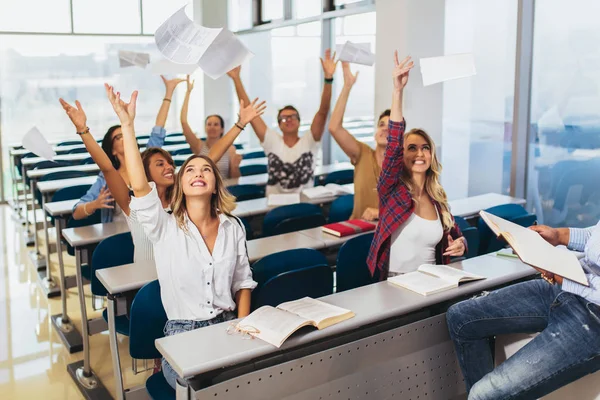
[106,85,261,390]
[446,222,600,399]
[368,52,466,279]
[328,61,389,221]
[180,75,242,179]
[70,76,185,223]
[227,50,338,196]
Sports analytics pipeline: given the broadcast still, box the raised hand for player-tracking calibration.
[105,84,138,126]
[443,235,466,257]
[93,186,114,210]
[59,98,87,132]
[320,49,338,79]
[227,65,241,80]
[392,51,414,91]
[186,74,195,93]
[161,75,185,93]
[342,62,359,88]
[238,98,267,127]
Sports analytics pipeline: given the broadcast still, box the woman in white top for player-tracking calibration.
[181,75,242,179]
[368,52,466,279]
[105,84,265,390]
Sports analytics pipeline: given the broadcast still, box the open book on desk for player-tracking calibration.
[479,211,588,286]
[387,264,485,296]
[302,184,353,199]
[234,297,355,348]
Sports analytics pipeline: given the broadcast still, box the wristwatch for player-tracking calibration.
[76,127,90,135]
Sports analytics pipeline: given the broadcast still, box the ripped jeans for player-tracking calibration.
[446,279,600,400]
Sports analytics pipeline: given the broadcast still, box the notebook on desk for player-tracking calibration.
[387,264,485,296]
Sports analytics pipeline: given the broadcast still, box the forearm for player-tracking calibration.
[181,91,202,153]
[155,88,175,128]
[80,131,114,172]
[390,89,404,121]
[329,86,351,131]
[318,82,333,115]
[558,228,571,247]
[231,77,267,137]
[122,123,150,196]
[73,202,96,220]
[207,125,243,163]
[235,289,252,318]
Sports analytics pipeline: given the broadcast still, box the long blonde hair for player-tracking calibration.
[170,155,236,232]
[401,128,454,231]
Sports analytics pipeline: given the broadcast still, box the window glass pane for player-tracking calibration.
[441,0,517,200]
[297,21,321,37]
[295,0,322,19]
[262,0,284,22]
[331,12,376,163]
[527,0,600,228]
[142,0,192,34]
[0,0,71,33]
[334,0,365,7]
[72,0,141,34]
[228,0,254,31]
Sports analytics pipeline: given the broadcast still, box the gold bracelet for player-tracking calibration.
[83,202,92,217]
[163,98,171,103]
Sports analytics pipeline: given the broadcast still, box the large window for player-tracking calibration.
[526,0,600,227]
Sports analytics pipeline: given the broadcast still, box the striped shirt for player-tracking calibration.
[125,207,171,265]
[199,144,231,179]
[562,220,600,305]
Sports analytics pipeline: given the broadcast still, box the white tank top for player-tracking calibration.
[389,207,443,275]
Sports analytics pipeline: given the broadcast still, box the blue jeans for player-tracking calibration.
[446,279,600,399]
[162,311,236,390]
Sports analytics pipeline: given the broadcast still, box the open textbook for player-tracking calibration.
[302,184,353,199]
[479,211,588,286]
[236,297,355,348]
[388,264,485,296]
[154,6,252,79]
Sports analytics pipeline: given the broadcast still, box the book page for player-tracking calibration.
[302,186,334,199]
[418,264,484,285]
[324,183,353,195]
[387,271,455,296]
[268,193,300,206]
[480,211,588,285]
[239,306,312,348]
[277,297,353,328]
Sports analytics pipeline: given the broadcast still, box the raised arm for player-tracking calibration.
[378,52,413,195]
[207,98,267,163]
[310,49,338,142]
[180,75,203,154]
[155,75,184,129]
[105,84,150,197]
[328,62,361,163]
[59,98,132,215]
[227,66,268,142]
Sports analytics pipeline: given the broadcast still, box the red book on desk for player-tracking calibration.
[322,219,376,237]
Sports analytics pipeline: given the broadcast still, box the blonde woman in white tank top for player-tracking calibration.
[181,75,242,179]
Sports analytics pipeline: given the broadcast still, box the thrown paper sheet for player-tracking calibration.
[22,127,56,161]
[149,58,199,75]
[154,6,252,79]
[118,50,150,69]
[338,41,375,66]
[419,53,476,87]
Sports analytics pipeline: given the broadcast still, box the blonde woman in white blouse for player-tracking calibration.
[105,84,266,390]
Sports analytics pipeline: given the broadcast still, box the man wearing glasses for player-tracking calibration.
[227,50,338,196]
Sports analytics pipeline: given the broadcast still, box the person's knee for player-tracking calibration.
[446,301,470,340]
[468,377,496,400]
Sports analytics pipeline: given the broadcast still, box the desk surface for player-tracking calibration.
[449,193,525,218]
[44,199,80,217]
[36,176,97,194]
[223,162,354,187]
[62,220,130,247]
[155,254,535,379]
[96,261,157,295]
[26,164,99,179]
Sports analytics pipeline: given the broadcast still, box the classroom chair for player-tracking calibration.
[262,203,325,237]
[174,159,185,167]
[129,280,172,399]
[241,217,253,240]
[252,265,334,309]
[67,147,89,154]
[57,140,82,146]
[26,160,73,186]
[323,169,354,186]
[16,152,36,177]
[35,170,89,210]
[136,135,151,141]
[477,204,537,255]
[170,148,193,156]
[328,194,354,223]
[166,132,183,137]
[91,232,134,334]
[234,143,244,150]
[242,150,265,159]
[251,248,328,310]
[50,184,92,225]
[64,211,102,281]
[227,184,265,202]
[81,156,96,165]
[164,140,188,146]
[335,232,377,292]
[453,216,479,259]
[240,164,267,176]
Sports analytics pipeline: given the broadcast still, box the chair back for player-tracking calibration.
[263,203,325,237]
[27,160,73,185]
[171,148,193,156]
[477,204,536,254]
[242,150,266,160]
[328,194,354,223]
[234,143,244,150]
[240,164,267,176]
[36,171,89,206]
[90,232,134,296]
[50,184,92,225]
[67,147,89,154]
[324,169,354,185]
[129,280,168,360]
[57,140,82,146]
[81,157,96,165]
[65,211,102,256]
[336,232,377,292]
[240,217,253,240]
[253,265,334,309]
[228,184,265,202]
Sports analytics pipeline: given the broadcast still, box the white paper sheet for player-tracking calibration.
[22,127,56,161]
[419,53,476,87]
[337,41,375,66]
[154,6,252,79]
[149,58,199,75]
[118,50,150,68]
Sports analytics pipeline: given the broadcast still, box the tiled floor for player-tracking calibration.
[0,205,150,399]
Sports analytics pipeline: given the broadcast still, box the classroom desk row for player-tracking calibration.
[95,252,537,400]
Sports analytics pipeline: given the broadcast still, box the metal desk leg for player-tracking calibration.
[107,295,125,400]
[22,165,34,245]
[28,180,46,268]
[51,217,83,353]
[38,193,60,298]
[67,247,111,399]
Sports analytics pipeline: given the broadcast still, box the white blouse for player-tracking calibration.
[129,182,257,321]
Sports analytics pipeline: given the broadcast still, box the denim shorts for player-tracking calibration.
[161,311,237,389]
